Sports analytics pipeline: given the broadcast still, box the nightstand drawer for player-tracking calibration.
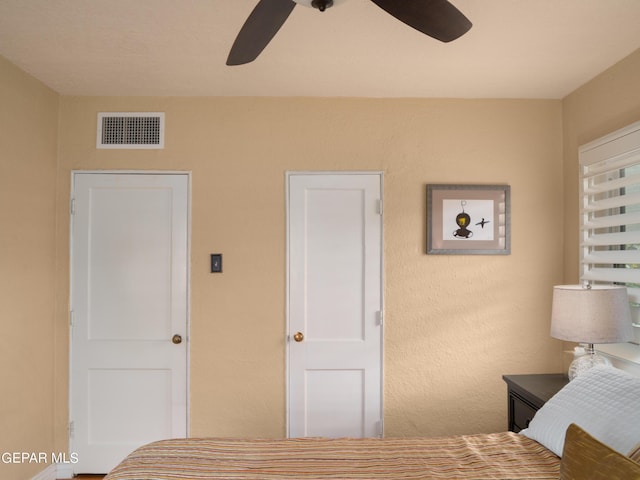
[511,395,537,432]
[503,374,568,433]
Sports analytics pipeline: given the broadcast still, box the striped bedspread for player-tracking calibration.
[105,432,560,479]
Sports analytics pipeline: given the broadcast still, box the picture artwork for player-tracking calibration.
[427,184,510,255]
[446,199,494,241]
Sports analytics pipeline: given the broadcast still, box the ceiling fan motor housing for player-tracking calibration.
[294,0,346,9]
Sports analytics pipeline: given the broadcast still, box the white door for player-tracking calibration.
[287,173,383,438]
[70,172,189,473]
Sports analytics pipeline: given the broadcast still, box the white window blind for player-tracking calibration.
[579,122,640,352]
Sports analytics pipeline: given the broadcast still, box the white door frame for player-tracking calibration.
[285,171,384,437]
[68,170,191,471]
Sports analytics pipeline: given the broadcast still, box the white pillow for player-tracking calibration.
[520,365,640,457]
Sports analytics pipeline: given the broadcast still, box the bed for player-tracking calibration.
[105,366,640,480]
[103,432,559,479]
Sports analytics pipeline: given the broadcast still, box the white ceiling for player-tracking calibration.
[0,0,639,99]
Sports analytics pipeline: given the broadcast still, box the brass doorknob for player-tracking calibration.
[293,332,304,342]
[172,334,183,344]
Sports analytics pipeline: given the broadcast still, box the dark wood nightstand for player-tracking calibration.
[502,373,569,432]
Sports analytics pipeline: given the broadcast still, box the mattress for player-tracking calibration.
[104,432,560,479]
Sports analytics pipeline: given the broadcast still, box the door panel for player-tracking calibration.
[306,188,365,340]
[305,369,365,437]
[70,172,189,473]
[87,369,172,443]
[87,186,173,340]
[288,173,383,438]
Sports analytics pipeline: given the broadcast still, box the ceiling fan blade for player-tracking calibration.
[227,0,297,66]
[369,0,471,43]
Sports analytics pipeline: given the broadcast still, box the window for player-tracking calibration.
[579,122,640,357]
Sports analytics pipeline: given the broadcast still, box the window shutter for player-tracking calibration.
[579,122,640,346]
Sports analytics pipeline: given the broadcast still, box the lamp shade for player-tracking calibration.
[550,285,633,344]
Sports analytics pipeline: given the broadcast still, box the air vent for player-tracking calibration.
[97,112,165,149]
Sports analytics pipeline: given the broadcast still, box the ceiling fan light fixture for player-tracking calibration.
[311,0,333,11]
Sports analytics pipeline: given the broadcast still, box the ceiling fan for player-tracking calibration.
[226,0,472,66]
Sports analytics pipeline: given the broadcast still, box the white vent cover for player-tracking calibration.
[97,112,165,149]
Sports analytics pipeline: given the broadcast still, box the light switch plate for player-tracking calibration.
[210,254,222,273]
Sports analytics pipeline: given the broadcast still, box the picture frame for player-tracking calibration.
[426,184,511,255]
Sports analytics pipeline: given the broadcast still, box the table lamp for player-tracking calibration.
[550,284,633,380]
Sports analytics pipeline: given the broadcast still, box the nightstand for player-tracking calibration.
[502,373,568,432]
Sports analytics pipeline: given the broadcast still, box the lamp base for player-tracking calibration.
[568,344,611,381]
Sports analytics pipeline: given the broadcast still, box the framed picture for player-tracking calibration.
[426,184,511,255]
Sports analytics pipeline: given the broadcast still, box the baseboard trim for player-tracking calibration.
[31,464,56,480]
[56,462,75,479]
[30,462,75,480]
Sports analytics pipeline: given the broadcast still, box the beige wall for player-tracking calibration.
[54,96,564,445]
[0,56,59,479]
